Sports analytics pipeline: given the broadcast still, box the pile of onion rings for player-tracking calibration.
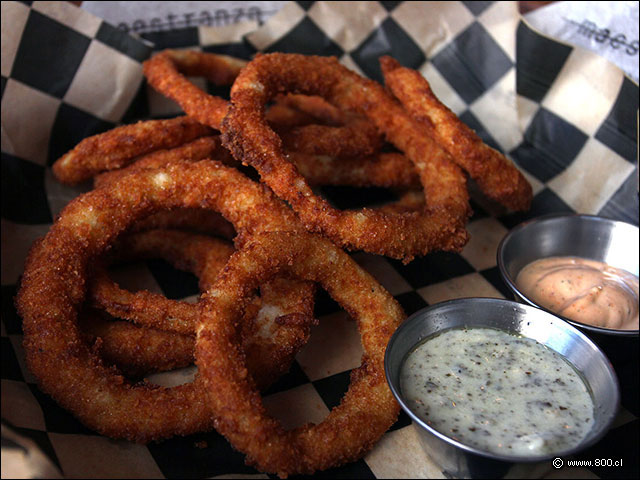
[18,50,532,477]
[17,161,316,442]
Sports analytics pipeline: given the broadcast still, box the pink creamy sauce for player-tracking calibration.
[516,256,639,330]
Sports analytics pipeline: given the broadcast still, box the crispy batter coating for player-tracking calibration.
[52,116,213,185]
[15,161,309,442]
[93,136,231,188]
[264,102,321,129]
[221,53,471,262]
[92,131,416,196]
[379,56,532,211]
[196,231,404,477]
[143,49,244,130]
[274,93,384,158]
[91,229,236,334]
[290,151,420,189]
[78,310,195,378]
[130,207,236,239]
[278,117,383,158]
[275,93,345,125]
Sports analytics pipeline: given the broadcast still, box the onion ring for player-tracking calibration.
[264,101,324,129]
[90,229,236,334]
[196,230,404,477]
[379,56,532,211]
[129,207,236,239]
[92,136,231,188]
[142,49,246,129]
[78,310,195,378]
[274,93,346,125]
[142,49,383,158]
[289,151,420,189]
[87,228,315,389]
[221,53,471,262]
[52,116,214,185]
[272,93,383,157]
[277,117,382,158]
[16,160,309,442]
[89,130,418,194]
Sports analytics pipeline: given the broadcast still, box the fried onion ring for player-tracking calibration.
[90,229,235,334]
[93,136,231,188]
[275,93,345,125]
[272,93,383,157]
[196,231,404,477]
[142,49,383,158]
[52,116,214,185]
[16,160,310,442]
[221,53,471,262]
[89,130,417,194]
[78,310,195,378]
[142,49,246,129]
[289,151,420,189]
[277,117,382,158]
[87,228,315,389]
[265,101,327,129]
[129,207,236,239]
[379,56,532,211]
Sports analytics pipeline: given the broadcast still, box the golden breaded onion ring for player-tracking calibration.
[196,231,404,477]
[78,310,196,378]
[289,151,420,189]
[142,49,246,129]
[52,116,214,185]
[379,56,532,211]
[90,229,236,335]
[143,49,383,158]
[221,53,471,262]
[92,136,231,188]
[89,228,316,390]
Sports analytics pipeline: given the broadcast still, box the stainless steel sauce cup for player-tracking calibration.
[384,298,620,479]
[496,213,638,370]
[497,213,638,338]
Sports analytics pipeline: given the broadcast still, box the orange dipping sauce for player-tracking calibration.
[516,256,639,330]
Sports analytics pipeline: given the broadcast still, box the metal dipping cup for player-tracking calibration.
[497,214,638,367]
[384,298,620,479]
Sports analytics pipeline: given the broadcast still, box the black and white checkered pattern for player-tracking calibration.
[2,1,638,478]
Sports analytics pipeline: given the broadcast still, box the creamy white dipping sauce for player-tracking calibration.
[400,327,595,457]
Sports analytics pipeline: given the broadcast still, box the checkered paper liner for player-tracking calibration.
[1,1,638,478]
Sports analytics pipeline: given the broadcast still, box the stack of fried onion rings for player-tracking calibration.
[17,49,533,476]
[221,53,472,262]
[16,161,316,442]
[142,49,384,159]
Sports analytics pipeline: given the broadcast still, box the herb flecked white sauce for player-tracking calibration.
[400,327,595,457]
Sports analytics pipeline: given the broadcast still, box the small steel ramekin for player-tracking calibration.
[496,213,638,367]
[384,298,620,479]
